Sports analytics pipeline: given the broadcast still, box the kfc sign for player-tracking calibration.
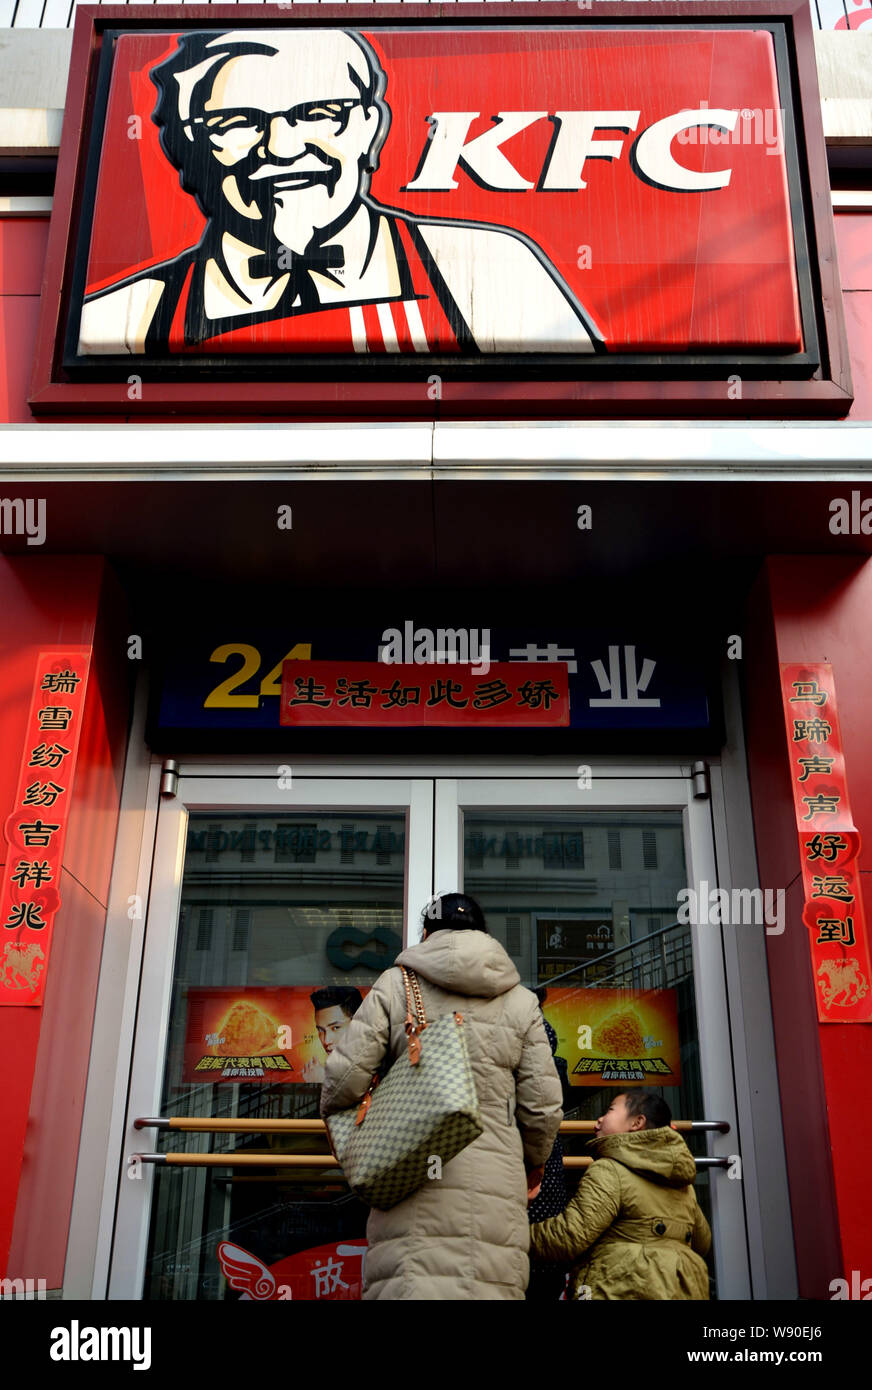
[32,4,850,416]
[407,106,745,195]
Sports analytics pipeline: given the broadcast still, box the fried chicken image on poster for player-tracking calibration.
[77,29,603,357]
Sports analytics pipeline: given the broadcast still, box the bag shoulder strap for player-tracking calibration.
[400,966,427,1065]
[401,966,428,1028]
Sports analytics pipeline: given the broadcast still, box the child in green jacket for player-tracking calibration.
[530,1089,711,1300]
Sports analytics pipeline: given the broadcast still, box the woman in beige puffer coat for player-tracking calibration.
[320,894,564,1300]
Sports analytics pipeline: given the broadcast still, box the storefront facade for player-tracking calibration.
[1,1,871,1306]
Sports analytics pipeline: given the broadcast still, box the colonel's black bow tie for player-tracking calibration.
[247,244,345,282]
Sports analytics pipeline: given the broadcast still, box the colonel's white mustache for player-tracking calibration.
[248,157,334,181]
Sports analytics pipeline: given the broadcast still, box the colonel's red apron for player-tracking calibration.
[168,220,462,355]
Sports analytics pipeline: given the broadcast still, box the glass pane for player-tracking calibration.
[463,807,715,1298]
[144,810,406,1301]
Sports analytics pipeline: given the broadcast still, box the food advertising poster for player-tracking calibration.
[183,985,369,1084]
[541,986,681,1087]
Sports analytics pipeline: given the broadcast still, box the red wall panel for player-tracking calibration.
[834,212,872,292]
[745,555,872,1291]
[0,296,42,425]
[0,219,49,298]
[0,557,130,1287]
[836,214,872,423]
[843,292,872,422]
[0,221,49,424]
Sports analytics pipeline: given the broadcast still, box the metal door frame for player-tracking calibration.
[104,756,754,1301]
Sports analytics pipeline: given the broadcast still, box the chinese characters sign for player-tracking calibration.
[154,626,709,736]
[280,662,569,727]
[542,986,681,1087]
[0,650,91,1007]
[780,664,872,1023]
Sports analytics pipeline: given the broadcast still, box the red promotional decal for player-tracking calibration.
[217,1239,367,1300]
[76,25,801,358]
[280,661,569,727]
[0,650,92,1007]
[779,664,872,1023]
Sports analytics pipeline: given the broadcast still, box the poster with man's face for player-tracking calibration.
[183,985,368,1084]
[70,24,802,361]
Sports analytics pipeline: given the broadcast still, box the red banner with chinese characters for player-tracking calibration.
[0,649,91,1007]
[280,662,569,727]
[780,664,872,1023]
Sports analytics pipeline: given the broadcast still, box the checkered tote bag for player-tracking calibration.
[325,966,483,1210]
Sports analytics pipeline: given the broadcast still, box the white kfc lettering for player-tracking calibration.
[632,109,739,191]
[541,112,640,190]
[405,111,547,191]
[407,109,740,193]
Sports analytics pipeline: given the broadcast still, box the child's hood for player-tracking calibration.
[590,1127,697,1187]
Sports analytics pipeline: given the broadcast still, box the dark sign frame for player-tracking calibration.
[29,1,852,418]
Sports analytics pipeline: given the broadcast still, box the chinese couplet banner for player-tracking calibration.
[780,664,872,1023]
[0,649,92,1007]
[280,661,569,727]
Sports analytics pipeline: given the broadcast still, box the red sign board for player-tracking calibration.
[0,650,91,1007]
[280,661,569,727]
[779,664,872,1024]
[77,25,798,357]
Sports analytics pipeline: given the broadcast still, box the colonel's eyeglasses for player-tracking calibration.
[196,99,363,141]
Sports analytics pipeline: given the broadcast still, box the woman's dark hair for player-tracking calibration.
[622,1088,672,1129]
[422,893,487,934]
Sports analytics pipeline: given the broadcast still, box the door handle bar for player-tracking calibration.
[134,1116,730,1135]
[131,1152,734,1171]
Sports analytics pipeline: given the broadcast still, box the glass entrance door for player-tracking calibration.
[113,766,748,1301]
[434,776,747,1300]
[110,776,433,1300]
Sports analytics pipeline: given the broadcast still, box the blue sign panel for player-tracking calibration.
[155,623,711,733]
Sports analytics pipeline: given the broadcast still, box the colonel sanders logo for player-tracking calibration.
[78,29,603,357]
